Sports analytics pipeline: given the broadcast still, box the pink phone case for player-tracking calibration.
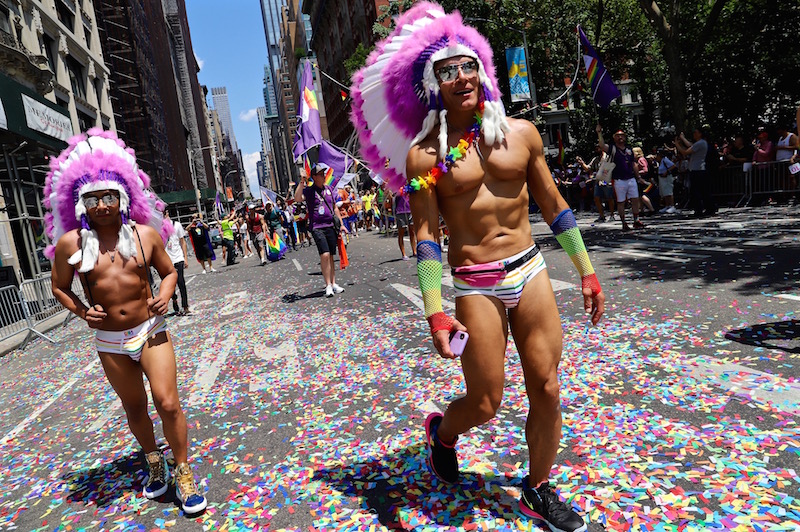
[449,331,469,356]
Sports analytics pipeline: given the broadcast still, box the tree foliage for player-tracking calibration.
[438,0,800,155]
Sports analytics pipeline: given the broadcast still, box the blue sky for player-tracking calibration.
[185,1,267,197]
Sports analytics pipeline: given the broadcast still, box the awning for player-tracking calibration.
[0,71,72,150]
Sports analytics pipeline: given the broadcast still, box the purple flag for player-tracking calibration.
[292,61,322,160]
[577,26,620,109]
[318,140,351,189]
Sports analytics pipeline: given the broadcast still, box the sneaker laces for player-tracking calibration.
[536,483,574,519]
[175,463,199,498]
[146,451,166,484]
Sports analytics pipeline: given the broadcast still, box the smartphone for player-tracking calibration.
[449,330,469,357]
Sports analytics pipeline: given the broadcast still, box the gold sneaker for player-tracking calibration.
[143,450,169,499]
[174,462,207,514]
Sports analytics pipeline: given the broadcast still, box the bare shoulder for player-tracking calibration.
[134,223,160,245]
[54,229,81,258]
[406,137,439,179]
[507,117,543,150]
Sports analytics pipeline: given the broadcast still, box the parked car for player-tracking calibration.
[209,227,222,248]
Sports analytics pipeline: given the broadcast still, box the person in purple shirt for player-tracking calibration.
[597,124,644,231]
[294,163,348,298]
[392,190,417,260]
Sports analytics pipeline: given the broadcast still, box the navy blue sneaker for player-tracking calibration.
[175,462,207,514]
[519,476,586,532]
[424,412,459,484]
[142,450,169,499]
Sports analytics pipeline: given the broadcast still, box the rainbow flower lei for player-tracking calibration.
[403,102,484,195]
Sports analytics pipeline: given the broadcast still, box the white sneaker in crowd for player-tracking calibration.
[325,285,334,298]
[666,206,677,214]
[332,284,344,294]
[201,269,207,274]
[210,268,217,273]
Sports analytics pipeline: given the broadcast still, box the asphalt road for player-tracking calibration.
[0,205,798,531]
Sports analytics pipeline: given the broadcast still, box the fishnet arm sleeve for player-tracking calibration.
[549,209,602,295]
[416,240,455,333]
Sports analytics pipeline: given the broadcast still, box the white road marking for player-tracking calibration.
[689,361,800,415]
[188,334,237,406]
[250,341,300,391]
[186,275,197,285]
[219,291,249,316]
[775,294,800,302]
[610,249,693,263]
[88,398,123,433]
[0,359,99,447]
[391,283,455,312]
[550,279,577,292]
[293,259,303,271]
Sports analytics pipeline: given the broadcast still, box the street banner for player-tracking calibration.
[577,25,620,109]
[226,187,234,201]
[292,60,322,161]
[505,47,531,102]
[214,191,224,217]
[337,172,358,190]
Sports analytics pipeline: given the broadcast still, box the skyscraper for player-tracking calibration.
[211,87,238,155]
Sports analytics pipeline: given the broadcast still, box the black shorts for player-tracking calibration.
[312,226,338,255]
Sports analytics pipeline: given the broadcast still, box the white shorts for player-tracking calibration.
[613,178,639,202]
[658,176,674,197]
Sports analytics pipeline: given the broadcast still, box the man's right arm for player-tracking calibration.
[596,124,608,153]
[51,234,106,326]
[407,145,465,359]
[294,181,305,203]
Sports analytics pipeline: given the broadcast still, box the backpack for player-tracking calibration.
[705,142,720,175]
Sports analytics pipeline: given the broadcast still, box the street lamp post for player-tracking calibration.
[188,145,216,217]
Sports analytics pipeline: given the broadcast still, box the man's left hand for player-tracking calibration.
[147,296,169,316]
[583,286,605,326]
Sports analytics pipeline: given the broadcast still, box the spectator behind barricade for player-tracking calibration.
[776,124,798,162]
[656,151,677,214]
[725,135,755,170]
[753,129,775,163]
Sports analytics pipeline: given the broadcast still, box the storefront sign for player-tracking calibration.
[22,94,72,142]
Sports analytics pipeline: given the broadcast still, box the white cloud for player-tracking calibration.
[239,108,258,122]
[195,54,205,70]
[243,151,261,181]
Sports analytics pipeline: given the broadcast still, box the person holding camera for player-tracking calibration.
[294,163,348,297]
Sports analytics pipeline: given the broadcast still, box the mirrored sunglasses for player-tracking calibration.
[435,60,478,83]
[83,192,120,209]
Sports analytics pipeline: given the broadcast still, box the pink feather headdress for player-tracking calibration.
[350,2,509,193]
[43,128,172,272]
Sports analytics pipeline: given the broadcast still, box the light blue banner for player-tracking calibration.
[505,46,531,102]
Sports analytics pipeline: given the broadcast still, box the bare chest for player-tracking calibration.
[436,138,529,197]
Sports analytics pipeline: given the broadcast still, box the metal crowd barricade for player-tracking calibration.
[749,160,796,203]
[0,284,55,348]
[18,275,63,326]
[714,166,750,207]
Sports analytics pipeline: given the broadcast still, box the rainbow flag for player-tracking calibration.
[577,26,620,109]
[323,166,336,186]
[266,231,287,262]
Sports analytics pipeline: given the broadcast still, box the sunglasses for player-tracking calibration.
[83,192,120,209]
[435,60,478,83]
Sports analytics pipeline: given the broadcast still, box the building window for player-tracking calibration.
[55,0,75,32]
[66,56,87,101]
[43,34,57,74]
[0,5,11,36]
[94,78,102,107]
[77,110,94,132]
[83,26,91,48]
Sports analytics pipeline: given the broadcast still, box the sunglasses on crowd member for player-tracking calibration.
[83,192,120,209]
[435,60,478,83]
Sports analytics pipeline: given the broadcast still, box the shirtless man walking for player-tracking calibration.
[47,130,207,515]
[352,5,604,531]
